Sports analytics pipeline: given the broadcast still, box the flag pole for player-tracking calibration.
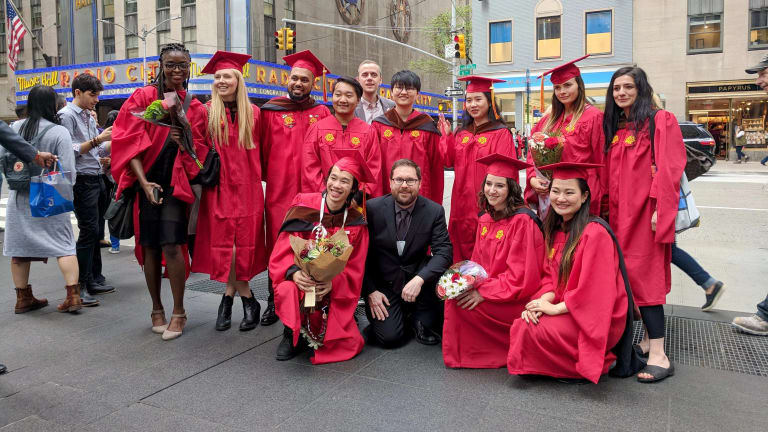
[6,0,52,66]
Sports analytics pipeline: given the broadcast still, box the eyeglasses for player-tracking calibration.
[163,62,190,71]
[392,86,417,93]
[392,177,419,186]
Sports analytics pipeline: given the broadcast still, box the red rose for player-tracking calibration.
[451,273,460,283]
[544,137,560,149]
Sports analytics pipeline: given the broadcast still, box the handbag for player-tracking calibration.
[649,113,701,233]
[105,186,136,240]
[190,143,220,187]
[1,123,55,191]
[683,144,713,181]
[29,161,74,218]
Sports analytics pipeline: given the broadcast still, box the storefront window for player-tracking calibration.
[750,2,768,49]
[495,93,516,128]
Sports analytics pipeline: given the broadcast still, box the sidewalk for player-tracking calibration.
[1,245,767,431]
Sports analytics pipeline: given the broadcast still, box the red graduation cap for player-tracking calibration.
[283,50,331,102]
[330,149,376,185]
[459,75,506,119]
[537,54,590,112]
[201,50,252,74]
[476,153,532,179]
[535,161,603,180]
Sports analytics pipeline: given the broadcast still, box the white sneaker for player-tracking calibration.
[731,314,768,336]
[109,247,120,254]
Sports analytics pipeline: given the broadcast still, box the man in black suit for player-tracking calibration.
[363,159,452,347]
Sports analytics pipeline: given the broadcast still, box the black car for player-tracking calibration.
[679,121,717,159]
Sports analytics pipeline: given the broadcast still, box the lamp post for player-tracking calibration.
[97,15,182,85]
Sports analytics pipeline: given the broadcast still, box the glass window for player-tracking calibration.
[103,0,114,19]
[536,16,561,59]
[264,0,274,17]
[31,0,42,29]
[125,0,137,15]
[156,0,171,52]
[488,20,512,63]
[125,0,138,58]
[585,10,612,55]
[182,1,196,51]
[688,0,723,53]
[0,2,5,76]
[750,2,768,49]
[286,0,295,20]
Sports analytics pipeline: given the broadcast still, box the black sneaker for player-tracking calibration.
[701,281,725,311]
[87,282,116,295]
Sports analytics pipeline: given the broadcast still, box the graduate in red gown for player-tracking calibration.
[111,43,209,340]
[260,50,332,326]
[525,55,605,217]
[508,162,631,384]
[437,76,517,261]
[191,51,266,332]
[302,76,382,197]
[442,154,545,369]
[602,67,685,383]
[269,151,374,365]
[372,70,444,205]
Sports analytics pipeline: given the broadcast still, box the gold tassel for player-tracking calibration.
[490,88,499,120]
[322,69,327,103]
[540,76,545,113]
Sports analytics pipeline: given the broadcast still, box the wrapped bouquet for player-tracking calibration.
[529,131,565,218]
[437,260,489,300]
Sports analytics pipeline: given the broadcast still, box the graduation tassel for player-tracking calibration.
[490,87,499,120]
[540,76,545,113]
[322,68,328,103]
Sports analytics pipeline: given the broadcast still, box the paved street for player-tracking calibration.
[0,162,767,431]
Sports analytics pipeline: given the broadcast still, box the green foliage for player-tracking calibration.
[143,100,169,121]
[408,5,472,78]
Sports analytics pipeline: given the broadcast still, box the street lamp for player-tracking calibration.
[97,15,182,85]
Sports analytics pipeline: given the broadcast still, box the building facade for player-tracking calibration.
[472,0,633,131]
[634,0,768,159]
[2,0,460,121]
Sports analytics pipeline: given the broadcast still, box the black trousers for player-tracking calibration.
[73,175,105,286]
[92,174,111,280]
[365,283,442,348]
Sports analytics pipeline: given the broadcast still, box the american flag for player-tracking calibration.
[6,0,26,71]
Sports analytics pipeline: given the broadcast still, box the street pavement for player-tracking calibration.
[0,161,767,430]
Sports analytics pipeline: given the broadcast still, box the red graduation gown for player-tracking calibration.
[507,223,628,383]
[605,110,685,306]
[372,109,444,205]
[442,211,544,368]
[269,193,369,365]
[441,121,517,261]
[301,115,383,196]
[261,97,331,258]
[111,85,209,268]
[525,105,605,215]
[192,103,267,282]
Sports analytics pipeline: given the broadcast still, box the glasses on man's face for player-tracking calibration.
[392,177,419,186]
[163,62,190,71]
[392,86,416,94]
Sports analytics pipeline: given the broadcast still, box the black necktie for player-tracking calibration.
[396,209,408,241]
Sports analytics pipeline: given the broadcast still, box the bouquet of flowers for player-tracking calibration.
[529,131,566,217]
[437,260,488,300]
[131,92,203,168]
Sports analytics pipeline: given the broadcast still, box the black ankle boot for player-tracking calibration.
[260,301,278,326]
[276,326,304,361]
[215,295,234,331]
[239,292,260,331]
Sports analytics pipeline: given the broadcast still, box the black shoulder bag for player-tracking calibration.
[1,122,56,191]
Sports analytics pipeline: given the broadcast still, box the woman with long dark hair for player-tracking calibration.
[436,76,518,261]
[525,56,604,217]
[191,51,266,332]
[602,66,685,382]
[442,154,545,368]
[111,43,209,340]
[2,85,81,313]
[508,162,631,383]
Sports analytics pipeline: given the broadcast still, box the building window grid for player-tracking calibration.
[687,0,723,54]
[0,2,5,77]
[156,0,171,52]
[30,0,42,30]
[750,5,768,49]
[536,15,561,60]
[264,0,276,63]
[488,20,513,64]
[125,0,139,58]
[584,10,612,56]
[264,0,275,17]
[103,0,116,60]
[182,0,196,52]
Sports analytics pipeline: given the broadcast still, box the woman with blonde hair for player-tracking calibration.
[192,51,267,332]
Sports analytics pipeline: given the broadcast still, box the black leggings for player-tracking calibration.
[640,305,665,339]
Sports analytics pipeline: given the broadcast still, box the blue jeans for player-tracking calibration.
[761,155,768,165]
[757,294,768,321]
[735,146,745,160]
[671,241,716,290]
[110,235,119,249]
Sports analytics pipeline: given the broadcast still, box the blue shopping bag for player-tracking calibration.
[29,162,74,218]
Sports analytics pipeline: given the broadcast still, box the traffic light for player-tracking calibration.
[438,101,453,113]
[275,28,285,50]
[285,29,295,51]
[454,34,466,59]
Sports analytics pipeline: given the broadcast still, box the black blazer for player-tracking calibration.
[362,194,453,296]
[0,120,37,163]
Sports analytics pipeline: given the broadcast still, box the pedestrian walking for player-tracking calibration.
[1,85,81,315]
[672,242,725,311]
[733,124,748,163]
[111,43,209,340]
[603,66,686,383]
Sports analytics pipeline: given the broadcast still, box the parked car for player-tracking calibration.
[679,121,716,160]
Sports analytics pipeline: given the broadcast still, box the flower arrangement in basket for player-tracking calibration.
[288,203,354,349]
[529,130,565,217]
[437,260,489,300]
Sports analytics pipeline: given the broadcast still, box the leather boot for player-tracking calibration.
[57,284,82,313]
[260,277,279,326]
[215,295,234,331]
[239,292,261,331]
[79,284,100,307]
[14,285,48,314]
[275,326,306,361]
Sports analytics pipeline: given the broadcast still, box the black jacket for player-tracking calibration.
[0,120,37,163]
[362,194,452,296]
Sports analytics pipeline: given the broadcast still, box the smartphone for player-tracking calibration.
[152,187,161,203]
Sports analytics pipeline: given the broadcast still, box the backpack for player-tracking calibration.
[1,122,56,191]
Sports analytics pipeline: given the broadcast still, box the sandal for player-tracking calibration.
[637,362,675,383]
[162,313,187,341]
[151,309,168,334]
